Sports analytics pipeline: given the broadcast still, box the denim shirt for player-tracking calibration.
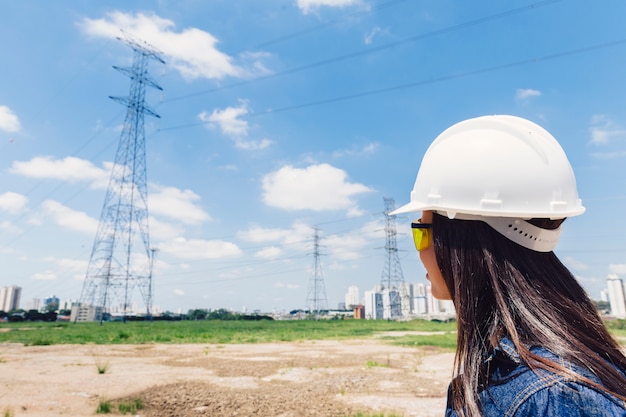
[445,338,626,416]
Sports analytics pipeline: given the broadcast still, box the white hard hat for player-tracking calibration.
[391,115,585,251]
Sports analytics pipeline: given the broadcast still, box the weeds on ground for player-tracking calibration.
[365,360,389,368]
[118,398,143,415]
[28,337,52,346]
[382,332,457,351]
[96,400,112,413]
[3,408,15,417]
[95,359,110,374]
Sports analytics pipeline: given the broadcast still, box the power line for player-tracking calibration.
[159,37,626,132]
[253,0,412,49]
[161,0,560,104]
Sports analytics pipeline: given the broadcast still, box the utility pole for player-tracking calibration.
[306,227,328,320]
[380,197,405,319]
[76,33,164,323]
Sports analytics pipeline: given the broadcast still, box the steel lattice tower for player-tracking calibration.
[380,197,405,319]
[77,34,164,322]
[306,227,328,319]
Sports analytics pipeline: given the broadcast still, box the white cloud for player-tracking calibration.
[262,163,372,214]
[201,100,249,136]
[364,27,383,45]
[0,221,20,234]
[149,185,210,225]
[33,271,57,281]
[326,219,384,261]
[589,151,626,159]
[297,0,362,14]
[159,237,241,260]
[174,289,185,296]
[255,246,283,259]
[609,264,626,275]
[325,233,367,261]
[238,226,292,243]
[199,101,274,151]
[562,256,589,273]
[218,164,239,172]
[9,156,110,188]
[332,142,379,158]
[148,216,184,241]
[0,105,21,132]
[41,200,99,235]
[238,223,313,252]
[78,12,266,80]
[589,114,626,146]
[590,129,626,146]
[42,256,88,280]
[233,137,273,151]
[0,192,28,214]
[273,281,300,289]
[515,88,541,101]
[42,256,88,272]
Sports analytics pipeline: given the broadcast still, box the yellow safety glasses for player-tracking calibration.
[411,220,432,252]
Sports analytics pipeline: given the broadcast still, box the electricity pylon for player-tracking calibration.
[76,34,164,322]
[380,197,405,319]
[306,227,328,319]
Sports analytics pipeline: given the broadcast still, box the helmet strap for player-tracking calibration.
[439,212,562,252]
[481,217,561,252]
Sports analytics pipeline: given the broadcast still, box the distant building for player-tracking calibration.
[59,298,77,311]
[382,288,401,319]
[426,284,440,315]
[26,298,41,311]
[607,274,626,318]
[70,303,104,322]
[600,290,609,303]
[364,290,384,319]
[44,295,60,312]
[439,299,455,315]
[413,283,428,315]
[353,305,365,319]
[0,285,22,312]
[399,282,413,317]
[360,282,456,320]
[345,285,360,309]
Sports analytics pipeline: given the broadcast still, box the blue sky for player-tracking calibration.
[1,0,625,314]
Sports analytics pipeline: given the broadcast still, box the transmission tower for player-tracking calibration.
[306,227,328,319]
[76,34,164,323]
[380,197,406,319]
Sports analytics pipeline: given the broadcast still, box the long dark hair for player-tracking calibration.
[432,212,626,416]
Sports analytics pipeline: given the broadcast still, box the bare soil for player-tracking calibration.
[0,335,454,417]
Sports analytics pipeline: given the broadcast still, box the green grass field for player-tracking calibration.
[0,319,457,347]
[1,318,624,349]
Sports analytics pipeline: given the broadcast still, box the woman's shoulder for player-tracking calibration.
[479,338,626,416]
[509,380,626,417]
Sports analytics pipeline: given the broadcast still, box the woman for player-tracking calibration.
[391,115,626,416]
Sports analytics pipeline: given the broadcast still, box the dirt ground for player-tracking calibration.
[0,333,454,417]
